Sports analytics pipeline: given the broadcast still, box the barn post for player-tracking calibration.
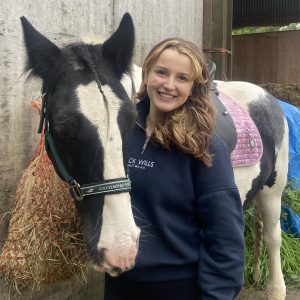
[203,0,233,81]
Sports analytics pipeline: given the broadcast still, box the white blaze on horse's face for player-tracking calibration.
[77,82,140,275]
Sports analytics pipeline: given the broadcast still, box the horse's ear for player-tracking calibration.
[20,16,61,79]
[102,13,134,78]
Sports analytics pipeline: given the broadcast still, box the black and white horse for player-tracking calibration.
[21,14,141,277]
[21,13,288,300]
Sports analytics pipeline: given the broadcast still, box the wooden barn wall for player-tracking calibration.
[0,0,203,299]
[203,0,233,81]
[232,30,300,84]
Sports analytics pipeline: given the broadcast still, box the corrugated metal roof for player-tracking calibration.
[233,0,300,28]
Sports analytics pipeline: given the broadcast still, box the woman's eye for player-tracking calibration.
[155,69,166,76]
[178,75,188,81]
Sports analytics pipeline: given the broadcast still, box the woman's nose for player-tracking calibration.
[163,77,175,90]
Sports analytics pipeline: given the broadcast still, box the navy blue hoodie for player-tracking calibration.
[124,98,244,299]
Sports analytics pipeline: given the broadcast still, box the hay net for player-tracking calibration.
[0,98,87,288]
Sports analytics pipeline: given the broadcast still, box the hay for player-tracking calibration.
[0,122,88,290]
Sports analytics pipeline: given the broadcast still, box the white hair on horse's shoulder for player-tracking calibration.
[80,34,105,45]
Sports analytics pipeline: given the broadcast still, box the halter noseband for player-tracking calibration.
[38,46,132,201]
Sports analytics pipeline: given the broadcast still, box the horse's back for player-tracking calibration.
[215,80,288,205]
[215,80,287,153]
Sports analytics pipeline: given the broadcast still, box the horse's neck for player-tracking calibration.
[121,64,142,102]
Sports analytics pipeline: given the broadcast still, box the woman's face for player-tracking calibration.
[145,48,195,118]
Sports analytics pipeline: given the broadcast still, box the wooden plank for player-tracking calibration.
[225,0,233,80]
[277,31,300,84]
[233,31,300,84]
[202,0,213,61]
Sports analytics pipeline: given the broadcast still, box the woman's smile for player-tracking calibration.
[157,91,177,100]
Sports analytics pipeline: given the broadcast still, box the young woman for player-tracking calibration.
[104,38,245,300]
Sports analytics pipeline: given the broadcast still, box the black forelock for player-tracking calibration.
[62,43,121,92]
[40,44,95,97]
[67,43,101,73]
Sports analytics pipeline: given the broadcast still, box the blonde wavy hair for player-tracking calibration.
[137,38,215,167]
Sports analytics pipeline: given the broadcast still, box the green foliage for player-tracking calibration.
[282,180,300,213]
[233,26,280,35]
[279,23,300,31]
[233,23,300,35]
[244,182,300,288]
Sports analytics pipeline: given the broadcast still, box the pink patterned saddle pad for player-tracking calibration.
[218,92,263,167]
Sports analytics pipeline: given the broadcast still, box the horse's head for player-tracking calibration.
[20,13,140,276]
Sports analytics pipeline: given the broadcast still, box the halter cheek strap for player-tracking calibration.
[44,128,131,201]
